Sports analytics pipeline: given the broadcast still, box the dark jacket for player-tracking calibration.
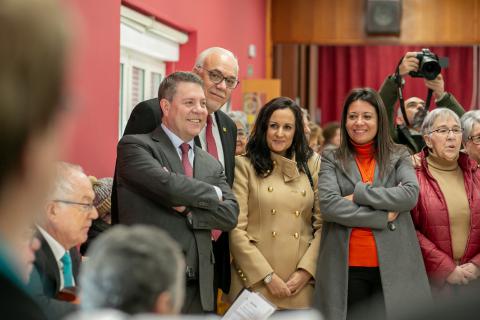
[111,98,237,294]
[0,263,47,320]
[27,230,80,320]
[411,149,480,287]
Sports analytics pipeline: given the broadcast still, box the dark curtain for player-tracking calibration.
[317,46,475,124]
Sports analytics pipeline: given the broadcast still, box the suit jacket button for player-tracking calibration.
[271,209,276,215]
[301,190,307,196]
[294,232,299,239]
[268,186,274,192]
[272,231,277,237]
[295,210,300,217]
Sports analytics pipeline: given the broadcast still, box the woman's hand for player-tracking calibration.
[459,263,480,281]
[265,273,291,298]
[285,269,312,295]
[388,211,399,222]
[344,194,354,201]
[446,266,469,285]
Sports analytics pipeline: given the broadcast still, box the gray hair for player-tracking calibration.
[50,162,85,200]
[461,110,480,143]
[195,47,239,73]
[80,225,185,315]
[421,108,460,136]
[228,111,248,131]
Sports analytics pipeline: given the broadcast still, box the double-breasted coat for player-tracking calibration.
[229,152,322,309]
[313,147,431,320]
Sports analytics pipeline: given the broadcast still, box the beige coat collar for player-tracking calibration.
[270,152,300,183]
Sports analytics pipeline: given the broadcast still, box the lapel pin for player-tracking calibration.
[223,127,227,133]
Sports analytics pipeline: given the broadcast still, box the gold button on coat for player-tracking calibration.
[268,186,274,192]
[294,232,299,239]
[271,209,276,215]
[295,210,300,216]
[272,231,277,237]
[301,190,307,196]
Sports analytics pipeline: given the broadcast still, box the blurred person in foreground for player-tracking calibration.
[411,108,480,295]
[80,225,185,315]
[228,111,249,155]
[0,0,70,319]
[314,88,431,320]
[460,110,480,165]
[229,97,322,309]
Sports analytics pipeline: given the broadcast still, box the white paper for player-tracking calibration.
[222,289,276,320]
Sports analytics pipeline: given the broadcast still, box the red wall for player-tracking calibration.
[65,0,266,177]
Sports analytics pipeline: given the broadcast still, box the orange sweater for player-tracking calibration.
[349,141,379,267]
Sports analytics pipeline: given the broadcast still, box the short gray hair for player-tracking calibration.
[421,108,460,136]
[50,162,85,200]
[228,111,248,131]
[461,110,480,143]
[80,225,185,315]
[195,47,239,73]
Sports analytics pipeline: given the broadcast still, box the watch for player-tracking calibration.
[263,272,273,284]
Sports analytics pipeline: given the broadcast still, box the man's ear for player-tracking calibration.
[160,99,170,117]
[153,291,173,315]
[44,202,58,225]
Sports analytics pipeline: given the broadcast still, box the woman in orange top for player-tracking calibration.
[313,88,431,320]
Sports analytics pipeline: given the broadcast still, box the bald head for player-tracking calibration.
[193,47,239,113]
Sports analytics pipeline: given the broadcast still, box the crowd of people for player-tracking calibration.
[1,1,480,320]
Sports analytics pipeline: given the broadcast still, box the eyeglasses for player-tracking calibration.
[197,66,239,89]
[237,129,247,138]
[429,127,463,136]
[468,135,480,145]
[53,200,95,213]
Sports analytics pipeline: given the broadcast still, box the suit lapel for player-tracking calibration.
[151,127,185,174]
[193,147,208,180]
[36,231,61,292]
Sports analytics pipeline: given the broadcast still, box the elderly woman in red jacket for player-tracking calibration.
[411,108,480,293]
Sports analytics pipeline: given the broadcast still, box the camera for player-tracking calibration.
[409,48,442,80]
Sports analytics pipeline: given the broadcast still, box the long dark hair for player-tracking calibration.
[336,88,397,176]
[246,97,313,176]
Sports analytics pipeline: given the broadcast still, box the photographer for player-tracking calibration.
[379,51,465,153]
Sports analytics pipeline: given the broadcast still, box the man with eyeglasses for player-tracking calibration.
[111,47,240,311]
[461,110,480,165]
[379,51,465,153]
[28,162,98,320]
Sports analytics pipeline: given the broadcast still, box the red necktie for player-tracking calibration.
[205,116,222,241]
[180,143,193,177]
[206,115,219,160]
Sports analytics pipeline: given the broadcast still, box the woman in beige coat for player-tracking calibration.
[229,97,322,309]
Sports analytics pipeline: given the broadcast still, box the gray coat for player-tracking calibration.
[313,147,431,320]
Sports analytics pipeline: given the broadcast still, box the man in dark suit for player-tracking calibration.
[28,162,99,320]
[112,47,239,301]
[116,71,238,313]
[0,0,70,319]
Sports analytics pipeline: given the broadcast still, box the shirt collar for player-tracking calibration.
[161,124,195,150]
[37,226,67,262]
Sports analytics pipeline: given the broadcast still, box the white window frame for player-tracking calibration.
[119,5,188,138]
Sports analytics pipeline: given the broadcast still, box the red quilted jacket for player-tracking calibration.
[411,149,480,286]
